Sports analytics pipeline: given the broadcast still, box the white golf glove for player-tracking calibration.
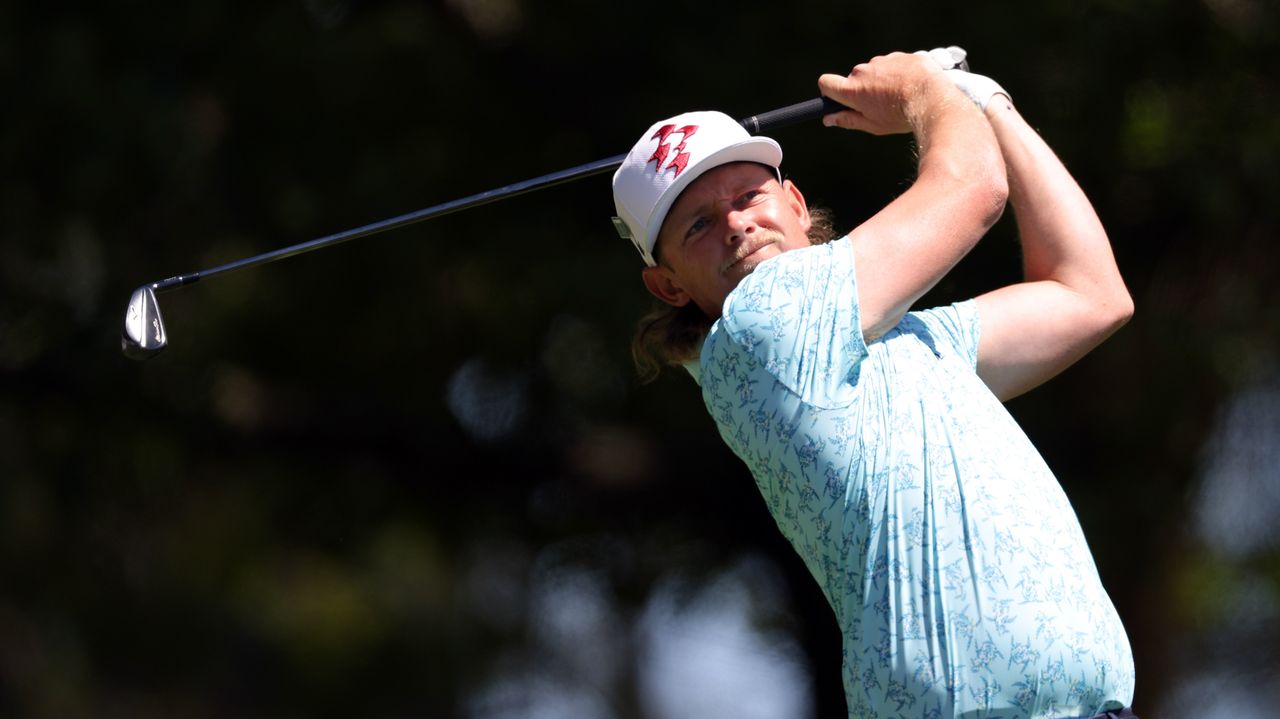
[915,46,1011,111]
[915,46,969,70]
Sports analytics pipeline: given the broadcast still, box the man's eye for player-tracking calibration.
[686,217,710,238]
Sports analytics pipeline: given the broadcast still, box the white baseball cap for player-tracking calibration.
[611,111,783,266]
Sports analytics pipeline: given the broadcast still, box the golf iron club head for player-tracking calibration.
[122,285,168,359]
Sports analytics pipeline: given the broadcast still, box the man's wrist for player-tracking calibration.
[905,71,973,132]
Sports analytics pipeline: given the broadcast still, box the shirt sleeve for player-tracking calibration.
[715,237,867,402]
[910,299,982,369]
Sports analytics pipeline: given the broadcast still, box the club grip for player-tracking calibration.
[739,96,849,135]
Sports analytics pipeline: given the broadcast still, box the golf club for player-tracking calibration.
[122,96,851,360]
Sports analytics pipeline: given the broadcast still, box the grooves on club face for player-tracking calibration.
[122,285,168,360]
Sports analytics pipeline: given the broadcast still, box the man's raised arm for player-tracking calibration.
[969,93,1135,401]
[818,52,1008,342]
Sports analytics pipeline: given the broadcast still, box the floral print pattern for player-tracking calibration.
[692,238,1135,718]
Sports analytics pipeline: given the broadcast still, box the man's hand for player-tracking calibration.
[914,46,1012,111]
[946,69,1010,111]
[817,52,957,136]
[914,46,968,70]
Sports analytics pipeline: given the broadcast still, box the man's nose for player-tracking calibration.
[720,204,754,241]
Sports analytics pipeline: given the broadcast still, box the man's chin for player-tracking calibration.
[722,262,754,284]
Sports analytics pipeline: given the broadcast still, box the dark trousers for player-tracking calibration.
[1079,709,1138,719]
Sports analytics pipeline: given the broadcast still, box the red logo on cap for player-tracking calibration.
[648,124,698,178]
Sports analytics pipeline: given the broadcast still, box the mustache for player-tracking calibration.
[721,232,783,274]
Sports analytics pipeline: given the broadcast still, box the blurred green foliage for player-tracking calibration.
[2,0,1278,716]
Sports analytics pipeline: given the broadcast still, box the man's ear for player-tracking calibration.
[641,265,691,307]
[783,179,812,234]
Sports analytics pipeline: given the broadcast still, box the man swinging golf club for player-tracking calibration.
[612,48,1137,718]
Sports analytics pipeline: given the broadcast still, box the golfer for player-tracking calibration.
[611,49,1137,719]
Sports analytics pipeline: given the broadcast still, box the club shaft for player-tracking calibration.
[151,152,627,293]
[148,96,847,294]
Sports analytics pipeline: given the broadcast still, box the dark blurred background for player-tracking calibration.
[3,1,1278,717]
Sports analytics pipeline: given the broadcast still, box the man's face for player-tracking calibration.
[641,162,813,318]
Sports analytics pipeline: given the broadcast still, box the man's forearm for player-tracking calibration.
[912,81,1007,209]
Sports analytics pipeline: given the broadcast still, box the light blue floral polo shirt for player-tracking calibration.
[692,237,1135,718]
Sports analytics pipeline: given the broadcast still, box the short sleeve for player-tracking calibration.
[910,300,982,369]
[714,237,867,402]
